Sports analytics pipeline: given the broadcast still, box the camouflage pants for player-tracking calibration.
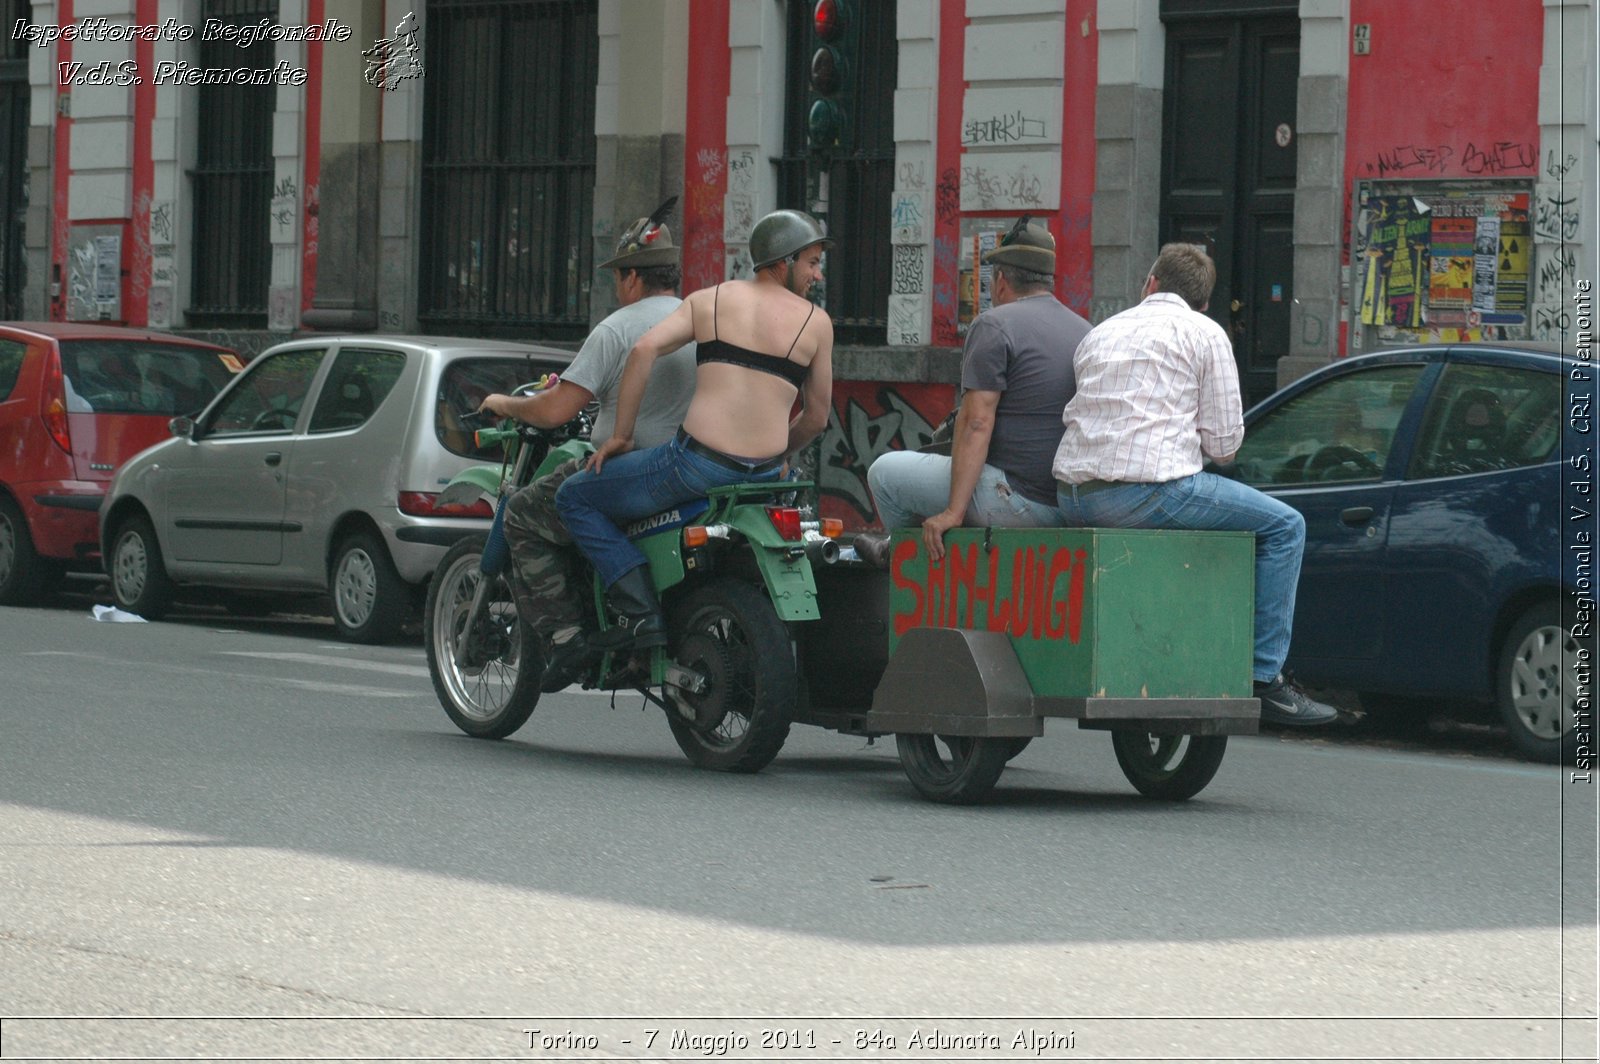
[502,458,589,646]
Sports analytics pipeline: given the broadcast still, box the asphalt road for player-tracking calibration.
[1,594,1595,1063]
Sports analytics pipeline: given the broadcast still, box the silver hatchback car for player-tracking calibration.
[100,335,572,642]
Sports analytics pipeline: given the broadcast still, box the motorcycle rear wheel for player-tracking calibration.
[425,534,543,739]
[664,578,795,773]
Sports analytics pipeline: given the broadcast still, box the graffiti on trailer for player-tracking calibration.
[889,538,1088,643]
[819,382,953,525]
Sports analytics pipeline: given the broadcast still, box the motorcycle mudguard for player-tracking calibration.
[719,506,821,622]
[436,439,594,509]
[437,466,503,509]
[534,438,593,479]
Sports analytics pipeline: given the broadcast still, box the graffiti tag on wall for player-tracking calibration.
[819,381,954,528]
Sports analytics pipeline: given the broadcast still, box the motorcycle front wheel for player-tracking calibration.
[664,578,795,773]
[425,534,543,739]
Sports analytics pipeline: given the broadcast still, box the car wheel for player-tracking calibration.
[1497,601,1585,764]
[0,497,48,606]
[330,530,408,644]
[109,514,174,619]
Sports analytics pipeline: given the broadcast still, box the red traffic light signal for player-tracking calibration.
[813,0,847,41]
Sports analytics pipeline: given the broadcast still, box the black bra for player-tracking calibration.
[695,284,813,388]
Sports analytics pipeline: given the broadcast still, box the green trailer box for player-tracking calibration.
[869,527,1256,734]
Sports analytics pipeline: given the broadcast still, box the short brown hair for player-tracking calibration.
[1148,243,1216,310]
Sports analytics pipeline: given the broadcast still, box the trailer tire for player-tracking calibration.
[1111,731,1227,800]
[895,734,1012,804]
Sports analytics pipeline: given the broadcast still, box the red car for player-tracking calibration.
[0,323,242,604]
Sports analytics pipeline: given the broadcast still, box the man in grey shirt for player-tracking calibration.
[862,218,1089,563]
[478,200,695,689]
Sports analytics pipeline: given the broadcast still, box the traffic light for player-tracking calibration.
[806,0,853,156]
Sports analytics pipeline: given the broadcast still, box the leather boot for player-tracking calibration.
[596,566,668,649]
[540,631,597,692]
[853,531,893,570]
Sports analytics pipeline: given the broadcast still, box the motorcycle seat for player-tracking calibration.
[622,497,711,540]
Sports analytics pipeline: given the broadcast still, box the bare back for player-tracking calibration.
[680,279,833,459]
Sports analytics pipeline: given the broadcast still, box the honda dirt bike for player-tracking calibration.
[422,385,842,773]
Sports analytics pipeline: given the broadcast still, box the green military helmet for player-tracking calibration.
[600,196,679,270]
[749,209,831,271]
[982,214,1055,275]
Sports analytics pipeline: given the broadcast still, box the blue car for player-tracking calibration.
[1227,341,1592,763]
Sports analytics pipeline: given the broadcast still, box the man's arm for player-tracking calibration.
[922,388,999,561]
[1194,321,1244,465]
[785,316,834,456]
[479,379,595,429]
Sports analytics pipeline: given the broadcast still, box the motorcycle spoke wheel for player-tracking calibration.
[425,535,542,739]
[665,579,795,773]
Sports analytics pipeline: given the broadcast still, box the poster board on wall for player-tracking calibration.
[1350,180,1534,353]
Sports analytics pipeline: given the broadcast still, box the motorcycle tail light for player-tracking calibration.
[683,526,710,548]
[765,505,803,542]
[819,517,843,538]
[398,491,494,518]
[41,357,71,453]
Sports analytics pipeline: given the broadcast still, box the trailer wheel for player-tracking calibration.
[895,734,1012,804]
[1111,731,1228,800]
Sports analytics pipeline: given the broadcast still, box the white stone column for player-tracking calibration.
[1091,0,1162,321]
[1534,0,1598,343]
[723,0,786,278]
[886,0,938,347]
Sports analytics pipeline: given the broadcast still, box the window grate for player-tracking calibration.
[418,0,598,341]
[1,0,30,320]
[185,0,279,327]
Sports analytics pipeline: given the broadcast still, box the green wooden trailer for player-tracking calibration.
[794,527,1262,803]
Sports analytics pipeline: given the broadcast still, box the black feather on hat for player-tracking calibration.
[600,196,679,270]
[982,213,1056,274]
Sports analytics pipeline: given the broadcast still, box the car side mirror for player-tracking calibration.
[168,415,196,439]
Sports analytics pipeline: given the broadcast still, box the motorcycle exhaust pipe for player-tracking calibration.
[802,531,839,565]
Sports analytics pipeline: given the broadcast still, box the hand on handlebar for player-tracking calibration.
[476,393,507,420]
[585,434,634,474]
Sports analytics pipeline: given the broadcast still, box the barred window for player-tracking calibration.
[777,0,897,345]
[186,0,279,327]
[1,0,30,319]
[419,0,599,341]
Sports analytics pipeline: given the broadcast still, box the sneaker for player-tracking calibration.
[853,532,893,570]
[1254,673,1339,727]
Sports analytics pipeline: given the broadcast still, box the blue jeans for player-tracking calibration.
[1056,472,1305,683]
[867,450,1060,531]
[555,434,782,587]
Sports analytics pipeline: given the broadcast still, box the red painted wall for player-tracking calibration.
[1058,0,1097,317]
[681,0,730,293]
[1345,0,1542,186]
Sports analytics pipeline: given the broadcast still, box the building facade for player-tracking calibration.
[7,0,1598,524]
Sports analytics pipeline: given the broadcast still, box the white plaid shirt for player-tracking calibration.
[1052,292,1244,485]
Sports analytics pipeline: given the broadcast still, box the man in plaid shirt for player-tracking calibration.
[1052,243,1337,728]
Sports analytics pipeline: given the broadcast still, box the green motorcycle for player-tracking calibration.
[422,389,840,773]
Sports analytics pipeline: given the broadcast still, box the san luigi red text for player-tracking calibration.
[889,539,1087,641]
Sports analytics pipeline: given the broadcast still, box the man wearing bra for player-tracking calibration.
[477,200,696,691]
[556,209,835,651]
[859,217,1090,564]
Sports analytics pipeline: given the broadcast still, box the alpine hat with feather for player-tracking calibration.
[600,196,680,270]
[981,214,1055,274]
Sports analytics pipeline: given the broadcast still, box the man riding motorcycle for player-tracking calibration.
[476,198,697,692]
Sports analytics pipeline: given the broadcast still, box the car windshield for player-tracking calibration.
[59,340,240,416]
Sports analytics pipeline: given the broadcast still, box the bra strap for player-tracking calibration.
[785,302,817,360]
